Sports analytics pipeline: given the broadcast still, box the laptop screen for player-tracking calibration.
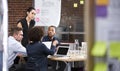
[56,46,69,55]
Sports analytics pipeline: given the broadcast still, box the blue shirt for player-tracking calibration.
[8,36,26,68]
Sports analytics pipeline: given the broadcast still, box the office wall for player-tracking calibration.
[8,0,84,44]
[8,0,34,28]
[8,0,84,28]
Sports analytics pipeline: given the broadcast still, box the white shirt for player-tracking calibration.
[8,36,26,68]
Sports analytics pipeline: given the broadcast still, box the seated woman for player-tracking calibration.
[26,26,56,71]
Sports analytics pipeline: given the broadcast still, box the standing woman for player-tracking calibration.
[15,7,36,67]
[17,7,36,47]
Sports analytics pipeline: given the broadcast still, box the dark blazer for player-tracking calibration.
[26,41,55,71]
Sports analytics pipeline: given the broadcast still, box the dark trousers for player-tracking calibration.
[57,61,66,71]
[9,65,16,71]
[48,59,66,71]
[48,59,57,71]
[9,64,26,71]
[14,56,27,64]
[10,56,27,71]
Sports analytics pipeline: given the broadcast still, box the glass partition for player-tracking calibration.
[0,0,8,71]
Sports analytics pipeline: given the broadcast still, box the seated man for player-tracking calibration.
[42,25,66,71]
[8,27,26,71]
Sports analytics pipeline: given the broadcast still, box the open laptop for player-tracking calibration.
[53,45,69,57]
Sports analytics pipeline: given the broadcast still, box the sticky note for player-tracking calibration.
[94,62,107,71]
[73,3,78,8]
[80,1,84,5]
[110,42,120,58]
[35,17,40,22]
[96,5,107,17]
[96,0,109,5]
[91,41,106,57]
[36,9,40,14]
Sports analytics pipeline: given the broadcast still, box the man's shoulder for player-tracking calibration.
[53,36,59,40]
[8,36,22,49]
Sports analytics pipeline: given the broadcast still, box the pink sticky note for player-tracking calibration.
[35,17,40,22]
[36,9,40,14]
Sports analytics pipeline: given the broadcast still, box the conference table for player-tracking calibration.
[48,55,86,71]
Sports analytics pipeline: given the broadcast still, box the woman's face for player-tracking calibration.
[27,9,36,20]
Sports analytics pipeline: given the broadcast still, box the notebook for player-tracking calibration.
[54,46,69,57]
[42,41,52,49]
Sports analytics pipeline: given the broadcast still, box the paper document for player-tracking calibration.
[42,42,52,49]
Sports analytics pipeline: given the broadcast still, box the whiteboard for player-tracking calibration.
[34,0,61,27]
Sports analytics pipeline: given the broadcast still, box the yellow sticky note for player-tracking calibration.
[94,62,107,71]
[96,0,109,5]
[73,3,78,8]
[80,1,84,5]
[110,42,120,58]
[91,41,106,57]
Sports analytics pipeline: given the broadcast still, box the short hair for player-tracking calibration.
[28,26,44,42]
[48,25,56,30]
[9,27,23,36]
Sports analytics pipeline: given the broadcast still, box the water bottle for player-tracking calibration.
[74,39,79,50]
